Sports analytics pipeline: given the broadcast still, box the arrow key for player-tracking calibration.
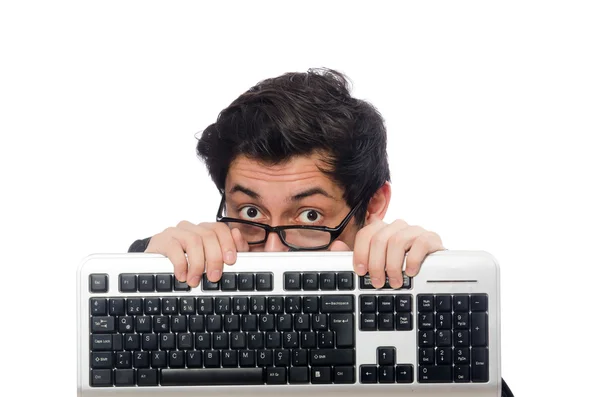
[360,365,377,383]
[395,364,414,383]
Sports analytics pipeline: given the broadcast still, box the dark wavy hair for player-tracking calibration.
[196,68,390,226]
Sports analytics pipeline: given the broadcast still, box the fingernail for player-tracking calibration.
[371,277,380,286]
[178,272,187,282]
[210,269,221,281]
[389,277,398,284]
[189,275,201,286]
[225,250,235,263]
[356,264,366,275]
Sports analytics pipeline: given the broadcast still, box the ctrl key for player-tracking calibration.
[90,369,112,386]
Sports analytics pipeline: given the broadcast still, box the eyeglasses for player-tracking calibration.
[216,195,361,251]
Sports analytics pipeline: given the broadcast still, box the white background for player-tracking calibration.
[1,1,598,395]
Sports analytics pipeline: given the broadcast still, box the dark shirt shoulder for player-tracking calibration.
[128,237,151,253]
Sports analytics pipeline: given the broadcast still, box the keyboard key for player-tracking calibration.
[471,347,489,382]
[435,295,452,312]
[161,368,264,386]
[174,279,190,291]
[256,273,272,291]
[395,364,413,383]
[321,295,354,313]
[320,272,336,290]
[395,295,412,312]
[471,294,488,311]
[311,366,332,383]
[90,298,106,315]
[360,313,377,330]
[91,334,112,351]
[91,352,113,369]
[238,273,254,291]
[155,274,173,292]
[418,295,434,312]
[91,316,115,333]
[266,367,287,384]
[202,274,219,291]
[377,347,395,365]
[360,365,377,383]
[333,366,355,383]
[137,368,158,386]
[360,295,376,312]
[221,273,237,291]
[89,274,108,293]
[303,272,319,290]
[453,294,469,312]
[284,272,301,290]
[289,366,309,383]
[119,274,137,292]
[330,313,354,347]
[395,313,412,330]
[418,365,452,383]
[309,348,354,366]
[90,369,112,386]
[471,312,488,346]
[337,272,354,290]
[114,368,135,386]
[396,364,413,383]
[138,274,155,292]
[378,366,395,383]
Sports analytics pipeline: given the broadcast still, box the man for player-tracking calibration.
[128,68,446,289]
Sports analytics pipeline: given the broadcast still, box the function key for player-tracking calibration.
[221,273,237,291]
[337,272,354,290]
[174,279,190,291]
[284,272,301,290]
[471,294,488,311]
[238,273,254,291]
[418,295,434,312]
[138,274,155,292]
[320,272,336,290]
[302,272,319,290]
[89,274,108,293]
[453,294,470,312]
[156,274,173,292]
[119,274,137,293]
[201,274,219,291]
[436,295,452,312]
[256,273,273,291]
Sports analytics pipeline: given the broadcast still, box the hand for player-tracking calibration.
[331,216,445,288]
[145,221,249,287]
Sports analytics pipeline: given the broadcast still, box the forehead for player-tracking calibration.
[225,153,344,199]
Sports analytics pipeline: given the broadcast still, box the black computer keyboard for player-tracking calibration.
[77,250,503,396]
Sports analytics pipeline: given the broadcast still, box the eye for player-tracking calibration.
[239,206,263,220]
[298,209,322,224]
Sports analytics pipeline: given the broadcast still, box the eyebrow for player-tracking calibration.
[229,184,334,202]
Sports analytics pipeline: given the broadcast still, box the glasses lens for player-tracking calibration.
[282,228,331,249]
[224,222,266,244]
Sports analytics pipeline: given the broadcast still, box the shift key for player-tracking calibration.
[310,349,355,365]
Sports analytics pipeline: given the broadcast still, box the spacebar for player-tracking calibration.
[161,368,265,386]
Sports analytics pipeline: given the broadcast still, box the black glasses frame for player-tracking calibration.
[215,195,362,251]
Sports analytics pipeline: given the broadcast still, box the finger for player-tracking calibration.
[201,231,224,283]
[352,217,387,277]
[152,235,190,283]
[231,228,250,254]
[176,233,206,287]
[212,223,239,265]
[367,223,405,288]
[385,240,406,289]
[405,232,444,276]
[329,240,351,251]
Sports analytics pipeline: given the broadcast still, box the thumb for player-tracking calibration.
[329,240,351,251]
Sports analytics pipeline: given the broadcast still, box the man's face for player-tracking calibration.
[223,153,360,251]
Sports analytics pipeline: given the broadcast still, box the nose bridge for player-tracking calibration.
[263,230,288,252]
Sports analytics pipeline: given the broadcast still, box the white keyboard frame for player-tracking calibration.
[77,250,502,396]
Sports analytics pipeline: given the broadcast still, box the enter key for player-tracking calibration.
[330,313,355,348]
